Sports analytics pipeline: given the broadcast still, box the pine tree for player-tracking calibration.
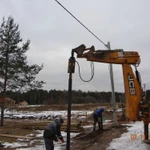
[0,16,45,93]
[0,16,45,126]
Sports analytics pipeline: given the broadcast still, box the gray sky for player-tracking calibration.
[0,0,150,92]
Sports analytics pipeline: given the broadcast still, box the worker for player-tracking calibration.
[43,117,65,150]
[93,108,104,131]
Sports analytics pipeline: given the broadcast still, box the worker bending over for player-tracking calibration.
[93,108,104,131]
[43,117,65,150]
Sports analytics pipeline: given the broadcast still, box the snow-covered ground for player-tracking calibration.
[2,107,150,150]
[107,121,150,150]
[4,108,93,120]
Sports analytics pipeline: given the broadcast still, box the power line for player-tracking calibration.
[55,0,107,48]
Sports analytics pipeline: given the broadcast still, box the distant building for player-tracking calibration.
[19,101,28,106]
[0,96,16,106]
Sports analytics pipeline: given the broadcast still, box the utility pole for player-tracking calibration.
[107,42,119,126]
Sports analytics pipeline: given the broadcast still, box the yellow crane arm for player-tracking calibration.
[73,44,140,65]
[73,44,143,121]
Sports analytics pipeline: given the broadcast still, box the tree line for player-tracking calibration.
[4,89,124,105]
[3,89,150,105]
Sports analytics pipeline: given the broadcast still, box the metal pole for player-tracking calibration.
[1,106,4,126]
[107,42,119,126]
[66,55,75,150]
[66,73,72,150]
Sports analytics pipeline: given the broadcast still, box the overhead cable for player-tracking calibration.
[55,0,108,48]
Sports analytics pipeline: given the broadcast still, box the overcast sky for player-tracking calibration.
[0,0,150,92]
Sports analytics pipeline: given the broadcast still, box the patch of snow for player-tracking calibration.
[4,109,93,120]
[4,142,28,148]
[106,121,150,150]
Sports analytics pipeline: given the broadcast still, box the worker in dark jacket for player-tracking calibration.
[43,117,65,150]
[93,108,104,131]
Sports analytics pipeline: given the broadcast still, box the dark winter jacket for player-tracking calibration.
[43,118,64,140]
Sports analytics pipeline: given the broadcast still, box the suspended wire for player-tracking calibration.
[75,61,94,82]
[55,0,108,48]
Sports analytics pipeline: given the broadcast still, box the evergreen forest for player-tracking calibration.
[4,89,150,105]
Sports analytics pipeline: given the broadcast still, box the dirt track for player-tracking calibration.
[70,122,129,150]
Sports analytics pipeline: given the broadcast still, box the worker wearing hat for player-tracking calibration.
[43,117,65,150]
[93,108,104,131]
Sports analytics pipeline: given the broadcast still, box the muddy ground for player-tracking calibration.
[0,103,129,150]
[70,121,129,150]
